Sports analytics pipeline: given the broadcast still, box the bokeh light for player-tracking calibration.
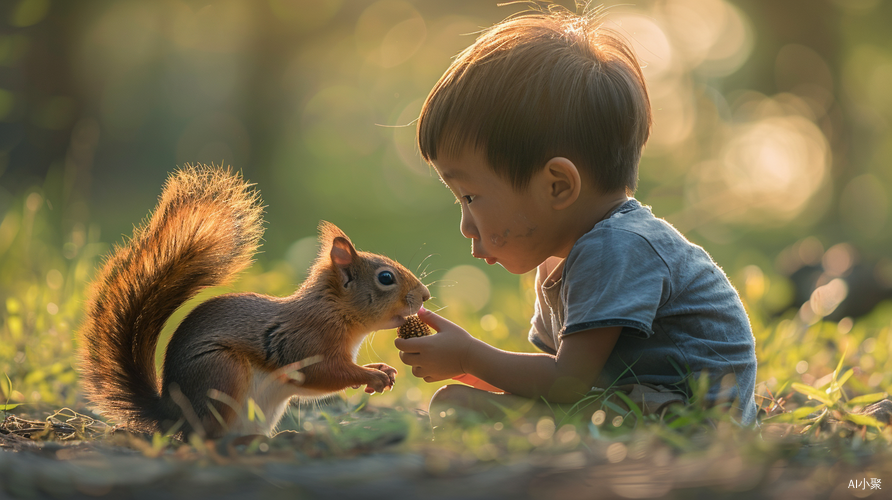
[440,265,491,312]
[356,1,426,68]
[8,0,882,251]
[9,0,50,28]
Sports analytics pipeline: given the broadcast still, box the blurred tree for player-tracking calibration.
[0,0,890,316]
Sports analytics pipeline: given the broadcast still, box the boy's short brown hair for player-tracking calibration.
[417,5,651,194]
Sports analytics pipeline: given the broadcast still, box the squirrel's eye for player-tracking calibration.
[377,271,395,286]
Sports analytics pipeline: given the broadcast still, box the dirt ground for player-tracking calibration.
[1,405,889,500]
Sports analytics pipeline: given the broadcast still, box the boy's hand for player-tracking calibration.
[394,308,477,382]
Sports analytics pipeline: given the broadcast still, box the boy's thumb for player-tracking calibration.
[417,307,455,333]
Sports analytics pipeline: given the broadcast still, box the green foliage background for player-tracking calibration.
[1,0,891,433]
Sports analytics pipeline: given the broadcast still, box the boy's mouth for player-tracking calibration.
[473,252,497,265]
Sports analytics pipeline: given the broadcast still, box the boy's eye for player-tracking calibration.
[462,195,474,204]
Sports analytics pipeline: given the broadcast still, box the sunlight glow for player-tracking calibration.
[717,110,829,222]
[441,265,491,312]
[356,1,426,68]
[610,14,674,80]
[810,278,849,318]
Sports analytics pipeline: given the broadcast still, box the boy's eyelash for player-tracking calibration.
[454,195,474,205]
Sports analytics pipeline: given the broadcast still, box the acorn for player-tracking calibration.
[397,315,432,339]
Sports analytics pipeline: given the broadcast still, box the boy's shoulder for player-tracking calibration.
[563,198,730,290]
[593,198,680,239]
[571,199,693,258]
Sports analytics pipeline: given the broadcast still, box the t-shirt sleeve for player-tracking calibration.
[561,227,671,339]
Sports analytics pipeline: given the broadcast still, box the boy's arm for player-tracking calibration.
[464,325,621,402]
[395,308,621,403]
[451,373,505,392]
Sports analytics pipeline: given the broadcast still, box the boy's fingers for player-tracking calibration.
[394,334,437,352]
[417,307,460,333]
[394,337,424,352]
[393,337,408,351]
[398,351,420,365]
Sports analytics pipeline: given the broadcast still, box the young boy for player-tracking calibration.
[395,6,758,426]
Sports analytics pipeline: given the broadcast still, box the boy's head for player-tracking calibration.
[417,5,651,195]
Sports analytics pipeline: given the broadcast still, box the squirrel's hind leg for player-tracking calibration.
[167,351,252,439]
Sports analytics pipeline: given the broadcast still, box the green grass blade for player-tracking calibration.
[791,382,833,406]
[764,405,821,423]
[835,368,854,389]
[844,413,886,429]
[847,393,889,406]
[832,347,847,381]
[613,391,644,423]
[602,400,629,417]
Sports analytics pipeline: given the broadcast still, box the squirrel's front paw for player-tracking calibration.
[362,364,396,393]
[364,363,397,385]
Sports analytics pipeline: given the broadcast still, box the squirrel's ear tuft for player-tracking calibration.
[317,221,355,259]
[318,221,349,243]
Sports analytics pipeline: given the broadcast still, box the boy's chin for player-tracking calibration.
[476,254,537,274]
[497,260,536,275]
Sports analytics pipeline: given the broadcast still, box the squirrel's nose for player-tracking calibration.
[420,285,431,302]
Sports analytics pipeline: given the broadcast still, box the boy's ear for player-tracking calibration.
[542,157,581,210]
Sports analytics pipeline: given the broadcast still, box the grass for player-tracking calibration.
[2,188,892,498]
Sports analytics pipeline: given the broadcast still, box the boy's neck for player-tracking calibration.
[553,191,629,259]
[590,193,630,225]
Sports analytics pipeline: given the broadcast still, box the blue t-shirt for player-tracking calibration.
[529,199,758,425]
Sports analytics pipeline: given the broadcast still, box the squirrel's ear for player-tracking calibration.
[318,221,355,249]
[330,237,355,268]
[330,236,357,287]
[318,221,357,284]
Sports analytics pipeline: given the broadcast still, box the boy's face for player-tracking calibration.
[433,150,558,275]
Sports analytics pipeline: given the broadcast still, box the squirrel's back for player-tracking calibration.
[77,165,263,433]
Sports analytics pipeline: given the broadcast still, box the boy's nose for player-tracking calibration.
[459,207,478,240]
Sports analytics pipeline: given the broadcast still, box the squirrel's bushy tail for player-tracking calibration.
[78,165,263,433]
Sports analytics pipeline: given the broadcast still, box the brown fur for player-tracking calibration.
[78,165,429,438]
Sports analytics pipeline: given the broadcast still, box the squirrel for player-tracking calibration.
[77,165,430,439]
